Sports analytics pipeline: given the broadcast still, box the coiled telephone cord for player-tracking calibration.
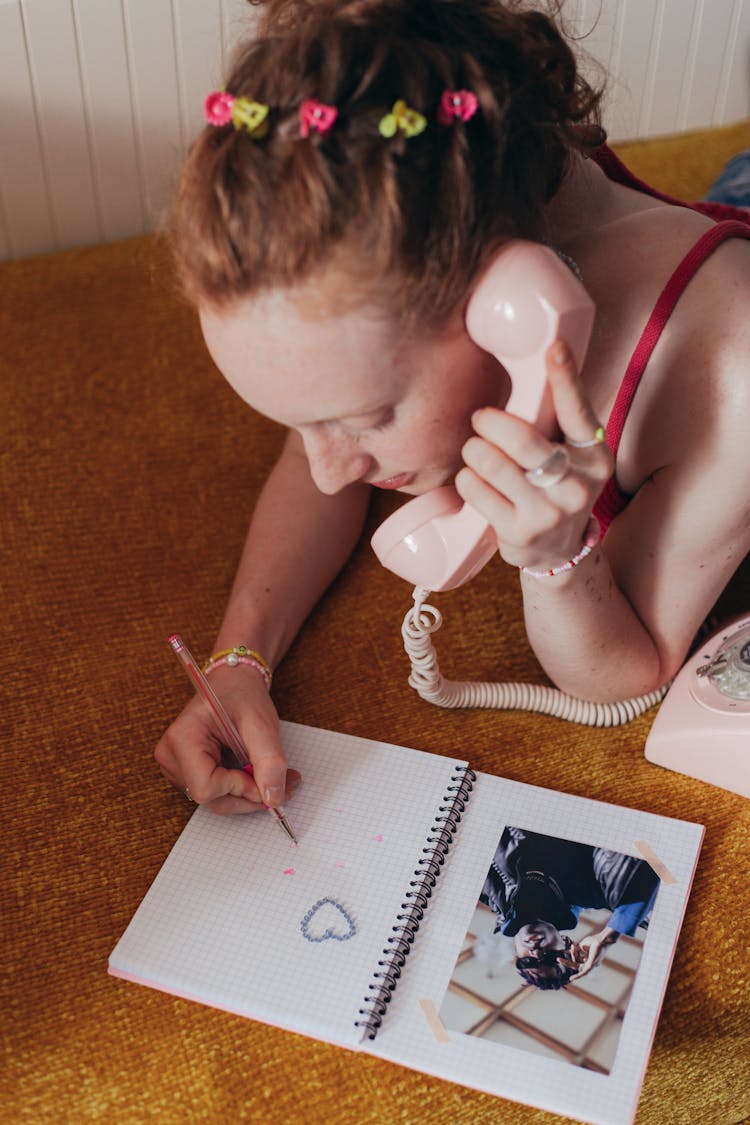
[402,587,670,728]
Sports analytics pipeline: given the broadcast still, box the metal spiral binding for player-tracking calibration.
[354,765,476,1040]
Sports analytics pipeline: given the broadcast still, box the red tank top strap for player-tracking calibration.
[605,220,750,453]
[594,219,750,533]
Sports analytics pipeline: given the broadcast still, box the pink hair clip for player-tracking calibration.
[204,91,235,126]
[203,91,270,137]
[437,89,478,126]
[299,99,338,137]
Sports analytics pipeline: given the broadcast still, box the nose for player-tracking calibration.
[300,426,372,495]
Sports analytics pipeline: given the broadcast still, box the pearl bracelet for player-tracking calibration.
[520,516,601,579]
[202,645,273,689]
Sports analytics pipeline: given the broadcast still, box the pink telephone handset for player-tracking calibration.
[370,240,596,591]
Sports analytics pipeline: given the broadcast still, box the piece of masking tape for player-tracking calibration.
[419,998,451,1044]
[634,839,676,885]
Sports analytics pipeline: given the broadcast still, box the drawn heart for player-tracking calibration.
[300,897,357,943]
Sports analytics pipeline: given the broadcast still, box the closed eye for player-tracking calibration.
[341,408,395,436]
[365,413,394,433]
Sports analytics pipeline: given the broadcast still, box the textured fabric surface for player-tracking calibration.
[3,124,749,1125]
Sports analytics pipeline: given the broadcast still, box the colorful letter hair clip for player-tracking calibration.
[204,91,270,138]
[437,89,478,126]
[378,100,427,139]
[299,99,338,137]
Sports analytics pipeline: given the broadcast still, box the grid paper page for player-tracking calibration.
[369,770,703,1125]
[109,722,466,1048]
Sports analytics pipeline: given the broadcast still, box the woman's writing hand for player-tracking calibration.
[154,666,301,815]
[455,340,613,572]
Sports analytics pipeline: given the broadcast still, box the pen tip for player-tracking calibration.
[278,814,298,844]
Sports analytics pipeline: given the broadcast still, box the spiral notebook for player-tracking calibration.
[109,721,703,1125]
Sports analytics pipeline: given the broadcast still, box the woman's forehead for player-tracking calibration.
[199,290,408,421]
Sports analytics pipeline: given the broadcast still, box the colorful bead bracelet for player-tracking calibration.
[520,516,601,579]
[202,645,273,689]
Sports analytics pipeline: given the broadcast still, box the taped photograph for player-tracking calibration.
[438,826,660,1074]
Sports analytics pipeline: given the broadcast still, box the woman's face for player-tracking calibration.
[199,284,508,496]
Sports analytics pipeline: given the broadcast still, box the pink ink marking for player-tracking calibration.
[373,834,383,842]
[283,867,296,875]
[334,860,345,868]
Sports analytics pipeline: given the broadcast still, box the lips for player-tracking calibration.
[369,473,413,490]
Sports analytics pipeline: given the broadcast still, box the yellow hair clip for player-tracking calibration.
[231,97,270,138]
[378,100,427,139]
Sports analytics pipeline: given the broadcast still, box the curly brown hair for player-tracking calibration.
[172,0,605,327]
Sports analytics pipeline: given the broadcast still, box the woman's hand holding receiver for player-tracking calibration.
[455,340,613,574]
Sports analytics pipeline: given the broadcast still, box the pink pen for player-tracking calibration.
[168,634,298,843]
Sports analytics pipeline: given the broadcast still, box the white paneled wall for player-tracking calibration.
[564,0,750,141]
[0,0,257,258]
[0,0,748,260]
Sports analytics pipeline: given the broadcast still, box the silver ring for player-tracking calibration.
[183,787,197,803]
[525,445,570,489]
[565,425,606,449]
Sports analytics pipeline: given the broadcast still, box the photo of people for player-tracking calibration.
[439,827,661,1073]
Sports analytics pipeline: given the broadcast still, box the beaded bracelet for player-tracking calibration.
[202,645,273,690]
[520,516,601,579]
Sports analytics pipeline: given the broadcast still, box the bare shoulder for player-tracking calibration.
[685,222,750,306]
[665,228,750,442]
[599,216,750,664]
[590,208,750,460]
[639,222,750,545]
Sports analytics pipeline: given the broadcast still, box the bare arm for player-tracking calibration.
[526,246,750,699]
[155,428,370,813]
[523,451,750,701]
[213,428,371,665]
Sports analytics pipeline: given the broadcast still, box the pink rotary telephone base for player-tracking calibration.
[644,616,750,799]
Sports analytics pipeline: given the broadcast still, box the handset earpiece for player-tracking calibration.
[370,240,595,592]
[465,241,595,438]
